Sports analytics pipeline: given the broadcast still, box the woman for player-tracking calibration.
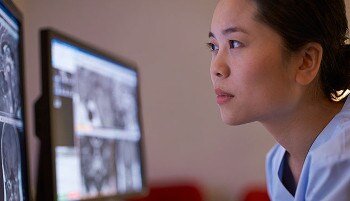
[207,0,350,200]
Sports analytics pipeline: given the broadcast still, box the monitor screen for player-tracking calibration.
[36,29,146,201]
[0,0,30,200]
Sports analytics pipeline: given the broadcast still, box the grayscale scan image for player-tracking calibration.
[75,67,138,130]
[116,140,142,193]
[0,26,21,118]
[1,123,21,201]
[78,136,117,195]
[0,22,23,201]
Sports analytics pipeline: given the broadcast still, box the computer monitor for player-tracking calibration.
[0,0,30,200]
[35,29,146,201]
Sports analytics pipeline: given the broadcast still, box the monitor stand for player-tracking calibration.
[35,96,56,201]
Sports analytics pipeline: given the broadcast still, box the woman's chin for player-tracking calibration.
[221,115,249,126]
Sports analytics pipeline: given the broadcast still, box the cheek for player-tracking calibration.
[233,57,270,88]
[234,53,291,101]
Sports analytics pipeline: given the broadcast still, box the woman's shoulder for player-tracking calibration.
[307,97,350,160]
[298,113,350,200]
[308,113,350,166]
[303,123,350,200]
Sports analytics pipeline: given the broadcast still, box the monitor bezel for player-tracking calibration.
[0,0,31,200]
[37,28,147,201]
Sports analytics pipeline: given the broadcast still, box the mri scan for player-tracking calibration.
[0,21,23,201]
[78,136,116,195]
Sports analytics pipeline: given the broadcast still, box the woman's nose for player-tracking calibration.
[210,51,230,80]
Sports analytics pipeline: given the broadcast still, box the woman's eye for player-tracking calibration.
[206,43,218,52]
[229,40,242,48]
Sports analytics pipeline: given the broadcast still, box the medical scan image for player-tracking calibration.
[115,140,142,193]
[78,136,117,195]
[0,19,23,201]
[74,67,138,130]
[0,28,21,118]
[1,123,21,201]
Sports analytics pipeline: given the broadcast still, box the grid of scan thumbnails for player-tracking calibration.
[51,40,143,201]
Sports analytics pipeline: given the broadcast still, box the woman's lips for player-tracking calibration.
[215,88,234,105]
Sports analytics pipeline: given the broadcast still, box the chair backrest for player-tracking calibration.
[127,183,203,201]
[241,187,270,201]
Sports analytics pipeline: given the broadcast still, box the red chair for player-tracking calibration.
[241,186,270,201]
[127,182,203,201]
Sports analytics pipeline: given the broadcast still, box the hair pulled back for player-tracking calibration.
[252,0,350,100]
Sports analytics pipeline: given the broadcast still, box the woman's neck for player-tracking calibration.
[262,97,344,184]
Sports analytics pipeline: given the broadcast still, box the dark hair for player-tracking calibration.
[252,0,350,100]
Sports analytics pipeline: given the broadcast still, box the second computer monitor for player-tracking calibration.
[36,29,146,201]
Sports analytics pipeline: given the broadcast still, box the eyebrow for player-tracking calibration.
[209,26,248,38]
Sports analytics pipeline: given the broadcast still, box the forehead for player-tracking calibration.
[211,0,258,35]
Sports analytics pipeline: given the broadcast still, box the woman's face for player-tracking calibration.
[209,0,301,125]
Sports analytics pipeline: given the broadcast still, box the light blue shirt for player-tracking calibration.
[266,96,350,201]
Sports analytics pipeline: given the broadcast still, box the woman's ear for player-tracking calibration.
[295,42,323,85]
